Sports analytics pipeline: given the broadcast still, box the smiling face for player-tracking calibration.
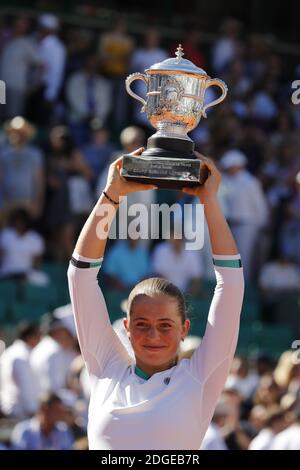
[124,294,190,375]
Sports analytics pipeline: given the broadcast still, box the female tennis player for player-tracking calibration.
[68,148,244,450]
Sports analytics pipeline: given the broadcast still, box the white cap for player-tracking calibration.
[52,304,76,337]
[219,150,247,170]
[38,14,59,30]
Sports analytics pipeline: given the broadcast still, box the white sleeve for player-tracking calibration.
[189,254,244,424]
[67,253,131,378]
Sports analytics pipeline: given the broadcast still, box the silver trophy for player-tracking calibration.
[121,45,228,188]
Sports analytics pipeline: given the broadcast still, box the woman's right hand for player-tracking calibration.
[103,147,157,202]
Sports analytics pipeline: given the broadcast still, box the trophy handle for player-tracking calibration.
[125,73,148,108]
[202,78,228,118]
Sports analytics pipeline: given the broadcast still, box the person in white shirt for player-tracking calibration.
[249,408,286,450]
[31,305,77,394]
[259,255,300,293]
[270,406,300,450]
[211,18,241,74]
[38,14,66,103]
[10,392,74,450]
[225,356,260,401]
[219,149,269,280]
[66,54,112,137]
[152,232,203,293]
[201,401,230,450]
[0,208,45,280]
[259,255,300,326]
[0,323,41,417]
[68,149,244,449]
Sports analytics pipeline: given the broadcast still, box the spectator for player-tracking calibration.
[254,375,282,409]
[99,16,134,80]
[225,59,253,101]
[249,408,286,450]
[0,323,41,418]
[64,28,94,77]
[43,126,93,261]
[259,255,300,297]
[66,55,112,146]
[270,405,300,450]
[201,401,230,450]
[130,28,168,129]
[27,14,66,125]
[252,80,278,123]
[211,17,242,74]
[0,16,41,118]
[152,228,203,294]
[0,208,46,282]
[0,117,44,218]
[31,305,77,394]
[38,14,66,117]
[280,171,300,267]
[80,120,116,190]
[103,237,151,290]
[11,392,74,450]
[248,404,268,433]
[244,34,270,84]
[219,149,269,280]
[98,15,134,130]
[225,356,260,401]
[259,254,300,325]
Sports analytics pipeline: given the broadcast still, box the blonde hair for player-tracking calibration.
[127,277,187,324]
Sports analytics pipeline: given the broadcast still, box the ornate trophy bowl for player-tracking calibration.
[121,45,228,189]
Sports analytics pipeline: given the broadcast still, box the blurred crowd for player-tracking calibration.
[0,12,300,449]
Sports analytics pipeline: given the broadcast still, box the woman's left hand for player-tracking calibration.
[182,152,222,203]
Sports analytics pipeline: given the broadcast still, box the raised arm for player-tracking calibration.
[68,149,156,377]
[183,154,244,425]
[73,148,156,259]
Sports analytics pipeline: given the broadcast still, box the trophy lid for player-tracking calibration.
[146,44,207,75]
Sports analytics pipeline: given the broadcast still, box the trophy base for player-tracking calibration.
[121,154,208,189]
[121,136,208,189]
